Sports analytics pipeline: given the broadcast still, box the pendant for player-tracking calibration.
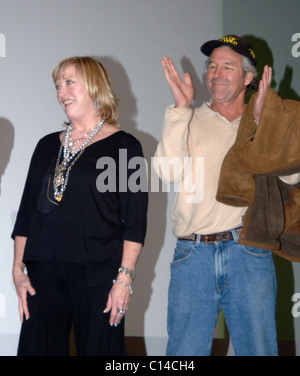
[53,172,65,187]
[55,192,63,202]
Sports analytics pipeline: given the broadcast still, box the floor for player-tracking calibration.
[70,334,297,356]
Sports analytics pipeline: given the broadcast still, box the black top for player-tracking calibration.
[12,130,148,264]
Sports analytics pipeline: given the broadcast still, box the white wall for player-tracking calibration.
[0,0,222,355]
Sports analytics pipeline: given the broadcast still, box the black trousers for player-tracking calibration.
[17,260,126,356]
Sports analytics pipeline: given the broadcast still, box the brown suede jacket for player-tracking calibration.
[217,89,300,262]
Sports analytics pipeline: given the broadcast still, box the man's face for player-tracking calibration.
[206,46,253,105]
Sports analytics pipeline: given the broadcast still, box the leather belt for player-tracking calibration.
[178,227,242,244]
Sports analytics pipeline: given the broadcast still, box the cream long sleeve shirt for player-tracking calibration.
[154,103,247,237]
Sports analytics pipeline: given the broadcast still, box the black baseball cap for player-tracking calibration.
[201,35,257,66]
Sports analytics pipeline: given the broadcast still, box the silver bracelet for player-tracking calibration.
[118,266,136,280]
[113,278,133,295]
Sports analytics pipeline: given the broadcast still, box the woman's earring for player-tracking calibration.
[94,99,100,109]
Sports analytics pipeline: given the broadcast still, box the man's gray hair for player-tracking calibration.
[242,56,258,93]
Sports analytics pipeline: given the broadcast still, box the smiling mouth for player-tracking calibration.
[211,83,228,91]
[63,100,75,107]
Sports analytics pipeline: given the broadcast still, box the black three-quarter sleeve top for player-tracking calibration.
[12,130,148,264]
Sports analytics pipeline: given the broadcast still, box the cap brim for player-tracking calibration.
[200,40,226,57]
[200,39,257,66]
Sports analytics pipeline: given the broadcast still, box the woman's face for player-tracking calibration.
[55,64,95,123]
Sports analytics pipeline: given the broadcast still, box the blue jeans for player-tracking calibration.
[166,229,277,356]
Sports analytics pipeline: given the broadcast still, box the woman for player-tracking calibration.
[12,57,148,356]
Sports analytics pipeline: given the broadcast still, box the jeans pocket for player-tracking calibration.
[171,241,193,265]
[240,244,272,258]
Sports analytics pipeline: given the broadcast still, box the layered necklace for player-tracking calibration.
[53,118,105,202]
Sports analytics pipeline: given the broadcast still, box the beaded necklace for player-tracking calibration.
[53,118,105,202]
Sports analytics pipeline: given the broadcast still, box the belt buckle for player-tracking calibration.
[204,235,218,245]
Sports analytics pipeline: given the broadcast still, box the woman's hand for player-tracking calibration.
[12,266,36,322]
[162,56,194,108]
[12,236,36,322]
[103,240,141,326]
[253,65,272,123]
[103,275,132,326]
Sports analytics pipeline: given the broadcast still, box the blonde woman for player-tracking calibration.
[12,57,148,356]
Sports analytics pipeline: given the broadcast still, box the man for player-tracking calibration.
[154,35,277,356]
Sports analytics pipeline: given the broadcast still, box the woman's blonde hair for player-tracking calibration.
[52,56,119,125]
